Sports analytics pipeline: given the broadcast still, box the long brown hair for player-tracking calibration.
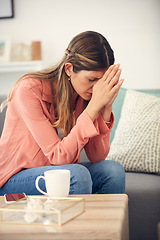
[1,31,115,136]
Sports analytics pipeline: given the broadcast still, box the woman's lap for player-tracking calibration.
[0,160,125,196]
[79,160,125,194]
[0,164,92,196]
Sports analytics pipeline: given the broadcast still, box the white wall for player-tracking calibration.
[0,0,160,94]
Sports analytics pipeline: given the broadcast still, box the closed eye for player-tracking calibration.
[89,78,100,82]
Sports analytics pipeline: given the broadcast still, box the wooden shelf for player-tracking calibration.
[0,61,43,73]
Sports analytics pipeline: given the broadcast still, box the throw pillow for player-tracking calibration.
[106,90,160,174]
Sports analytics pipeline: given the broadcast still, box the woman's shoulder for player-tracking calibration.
[13,77,53,102]
[10,77,43,104]
[18,77,42,91]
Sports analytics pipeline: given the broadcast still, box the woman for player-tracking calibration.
[0,31,125,195]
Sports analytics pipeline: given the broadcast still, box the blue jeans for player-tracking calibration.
[0,160,125,196]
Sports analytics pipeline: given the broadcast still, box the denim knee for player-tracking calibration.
[69,164,92,194]
[104,160,126,193]
[87,160,125,194]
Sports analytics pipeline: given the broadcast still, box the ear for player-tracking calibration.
[64,63,73,77]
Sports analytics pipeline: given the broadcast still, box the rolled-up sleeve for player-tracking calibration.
[84,112,114,163]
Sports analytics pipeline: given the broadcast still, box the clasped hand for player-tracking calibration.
[86,64,124,122]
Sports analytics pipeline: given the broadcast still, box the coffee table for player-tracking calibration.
[0,194,129,240]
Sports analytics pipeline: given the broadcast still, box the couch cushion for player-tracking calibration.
[107,89,160,174]
[111,88,160,143]
[125,172,160,240]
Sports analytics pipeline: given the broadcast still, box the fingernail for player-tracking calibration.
[120,79,124,84]
[116,69,122,74]
[114,64,120,69]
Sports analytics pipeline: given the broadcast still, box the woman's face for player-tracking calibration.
[67,65,106,101]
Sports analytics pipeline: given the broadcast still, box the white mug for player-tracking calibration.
[35,169,70,197]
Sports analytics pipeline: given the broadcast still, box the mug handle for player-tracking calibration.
[35,176,48,195]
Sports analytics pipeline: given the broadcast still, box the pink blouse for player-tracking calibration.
[0,78,114,187]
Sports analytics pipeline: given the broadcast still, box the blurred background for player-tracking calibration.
[0,0,160,94]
